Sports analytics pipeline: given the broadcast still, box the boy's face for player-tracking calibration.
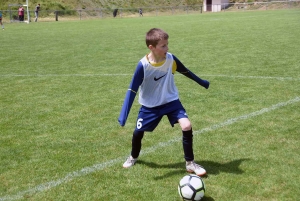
[149,39,169,58]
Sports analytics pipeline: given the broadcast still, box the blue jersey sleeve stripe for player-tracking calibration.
[128,89,137,93]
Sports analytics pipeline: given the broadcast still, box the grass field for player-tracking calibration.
[1,10,300,201]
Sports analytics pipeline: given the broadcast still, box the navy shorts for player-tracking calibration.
[135,99,188,132]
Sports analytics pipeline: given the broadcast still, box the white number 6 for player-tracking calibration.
[136,118,143,129]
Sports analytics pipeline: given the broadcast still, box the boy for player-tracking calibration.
[0,10,4,30]
[118,28,210,176]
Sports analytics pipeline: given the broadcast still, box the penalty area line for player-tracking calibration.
[0,96,299,201]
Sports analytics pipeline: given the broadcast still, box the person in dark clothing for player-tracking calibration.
[113,9,118,18]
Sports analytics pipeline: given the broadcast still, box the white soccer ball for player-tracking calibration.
[178,174,205,201]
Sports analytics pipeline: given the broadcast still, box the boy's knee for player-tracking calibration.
[181,122,192,131]
[179,118,192,131]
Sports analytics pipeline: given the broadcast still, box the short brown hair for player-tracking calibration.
[145,28,169,47]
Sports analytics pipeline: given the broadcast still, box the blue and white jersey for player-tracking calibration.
[0,12,2,18]
[118,53,209,126]
[139,53,178,108]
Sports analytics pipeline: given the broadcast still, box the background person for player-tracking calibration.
[0,10,4,30]
[18,6,24,21]
[139,8,143,17]
[35,4,40,22]
[113,9,118,17]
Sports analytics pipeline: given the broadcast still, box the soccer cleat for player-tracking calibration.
[186,161,206,176]
[123,156,137,168]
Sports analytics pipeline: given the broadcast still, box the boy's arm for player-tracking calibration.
[173,55,210,89]
[118,62,144,126]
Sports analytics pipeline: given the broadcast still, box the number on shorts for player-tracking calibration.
[136,118,143,129]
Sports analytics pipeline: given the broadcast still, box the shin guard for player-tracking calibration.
[182,129,194,161]
[131,130,144,158]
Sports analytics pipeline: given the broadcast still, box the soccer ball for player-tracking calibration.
[178,174,205,201]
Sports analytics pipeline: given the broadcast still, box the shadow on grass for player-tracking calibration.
[135,159,250,201]
[138,158,250,180]
[201,196,216,201]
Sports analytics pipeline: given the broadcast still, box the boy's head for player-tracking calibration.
[146,28,169,48]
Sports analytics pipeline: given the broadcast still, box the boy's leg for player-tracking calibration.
[165,100,207,176]
[123,105,162,168]
[182,129,194,161]
[123,130,144,168]
[131,130,144,158]
[182,128,207,176]
[177,115,194,161]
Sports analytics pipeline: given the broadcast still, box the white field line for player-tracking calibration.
[0,96,299,201]
[0,74,299,81]
[0,74,132,77]
[203,74,300,81]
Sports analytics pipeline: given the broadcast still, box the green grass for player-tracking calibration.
[1,10,300,201]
